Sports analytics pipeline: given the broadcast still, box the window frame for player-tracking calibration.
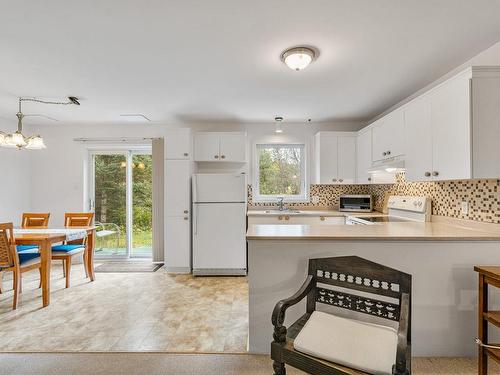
[253,142,309,203]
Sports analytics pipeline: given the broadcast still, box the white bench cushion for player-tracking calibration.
[293,311,398,375]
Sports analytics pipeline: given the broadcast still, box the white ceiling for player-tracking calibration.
[1,0,500,126]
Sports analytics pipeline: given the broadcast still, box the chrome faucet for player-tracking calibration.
[277,197,285,211]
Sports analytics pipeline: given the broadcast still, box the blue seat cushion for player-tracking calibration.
[17,245,39,252]
[18,252,41,265]
[51,244,84,252]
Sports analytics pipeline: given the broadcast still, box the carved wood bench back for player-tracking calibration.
[308,256,411,322]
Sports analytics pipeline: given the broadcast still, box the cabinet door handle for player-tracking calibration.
[221,155,226,159]
[278,216,283,220]
[320,216,325,221]
[382,152,387,156]
[214,155,219,159]
[425,172,431,177]
[387,150,391,155]
[183,152,189,157]
[332,178,337,182]
[285,216,290,220]
[368,177,372,182]
[339,179,343,182]
[432,171,439,176]
[183,217,189,220]
[183,210,189,214]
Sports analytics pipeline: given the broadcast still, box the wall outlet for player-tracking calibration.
[461,201,469,215]
[311,195,320,204]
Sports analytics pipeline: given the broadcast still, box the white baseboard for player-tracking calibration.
[164,266,191,274]
[193,268,247,276]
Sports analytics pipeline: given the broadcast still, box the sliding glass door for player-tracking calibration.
[90,150,152,259]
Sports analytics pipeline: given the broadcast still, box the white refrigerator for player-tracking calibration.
[192,173,247,276]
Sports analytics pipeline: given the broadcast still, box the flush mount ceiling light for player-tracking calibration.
[0,96,80,150]
[274,116,283,134]
[281,46,317,71]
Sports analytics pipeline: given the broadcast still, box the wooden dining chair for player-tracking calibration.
[0,222,42,309]
[52,212,94,288]
[17,212,50,254]
[21,213,50,228]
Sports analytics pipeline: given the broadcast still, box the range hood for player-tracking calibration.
[367,156,405,173]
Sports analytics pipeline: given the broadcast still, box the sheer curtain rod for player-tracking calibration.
[73,137,160,142]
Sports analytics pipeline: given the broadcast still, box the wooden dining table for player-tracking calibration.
[14,226,96,307]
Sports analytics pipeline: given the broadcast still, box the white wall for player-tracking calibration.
[0,147,31,224]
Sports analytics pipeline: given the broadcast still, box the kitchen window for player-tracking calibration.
[253,143,308,202]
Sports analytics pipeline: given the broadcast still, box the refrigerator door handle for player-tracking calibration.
[192,174,197,203]
[193,204,198,235]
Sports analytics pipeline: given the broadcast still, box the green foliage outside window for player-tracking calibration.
[94,154,152,250]
[258,145,303,196]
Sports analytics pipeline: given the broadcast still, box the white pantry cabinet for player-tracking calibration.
[194,132,246,162]
[315,132,356,184]
[164,159,191,273]
[164,216,190,272]
[403,67,500,182]
[164,160,190,216]
[372,108,405,162]
[164,128,192,160]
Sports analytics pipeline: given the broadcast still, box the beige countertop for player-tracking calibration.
[246,221,500,241]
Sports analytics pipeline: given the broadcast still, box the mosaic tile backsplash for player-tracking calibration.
[248,173,500,224]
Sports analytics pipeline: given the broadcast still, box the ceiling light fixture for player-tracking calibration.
[274,116,283,134]
[0,96,80,150]
[281,46,317,71]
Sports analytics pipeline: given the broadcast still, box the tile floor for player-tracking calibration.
[0,262,248,352]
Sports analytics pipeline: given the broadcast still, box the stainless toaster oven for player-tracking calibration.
[339,195,373,212]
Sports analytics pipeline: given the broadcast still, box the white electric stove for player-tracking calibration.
[346,196,431,225]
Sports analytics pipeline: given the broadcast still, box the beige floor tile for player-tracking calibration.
[0,263,248,353]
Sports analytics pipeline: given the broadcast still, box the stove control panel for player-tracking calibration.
[387,196,430,213]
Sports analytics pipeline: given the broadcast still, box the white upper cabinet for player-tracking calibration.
[430,71,471,181]
[472,70,500,178]
[164,128,192,160]
[337,136,357,184]
[315,132,356,184]
[404,95,433,182]
[356,129,373,184]
[219,133,247,162]
[194,132,247,162]
[372,109,405,162]
[402,67,500,181]
[194,133,220,161]
[316,133,338,184]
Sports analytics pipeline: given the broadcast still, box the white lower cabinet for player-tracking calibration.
[248,215,345,226]
[164,216,190,273]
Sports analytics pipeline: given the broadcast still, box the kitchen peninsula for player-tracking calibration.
[246,220,500,357]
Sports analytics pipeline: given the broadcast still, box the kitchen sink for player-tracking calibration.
[264,209,301,214]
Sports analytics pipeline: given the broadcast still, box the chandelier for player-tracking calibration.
[0,96,80,150]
